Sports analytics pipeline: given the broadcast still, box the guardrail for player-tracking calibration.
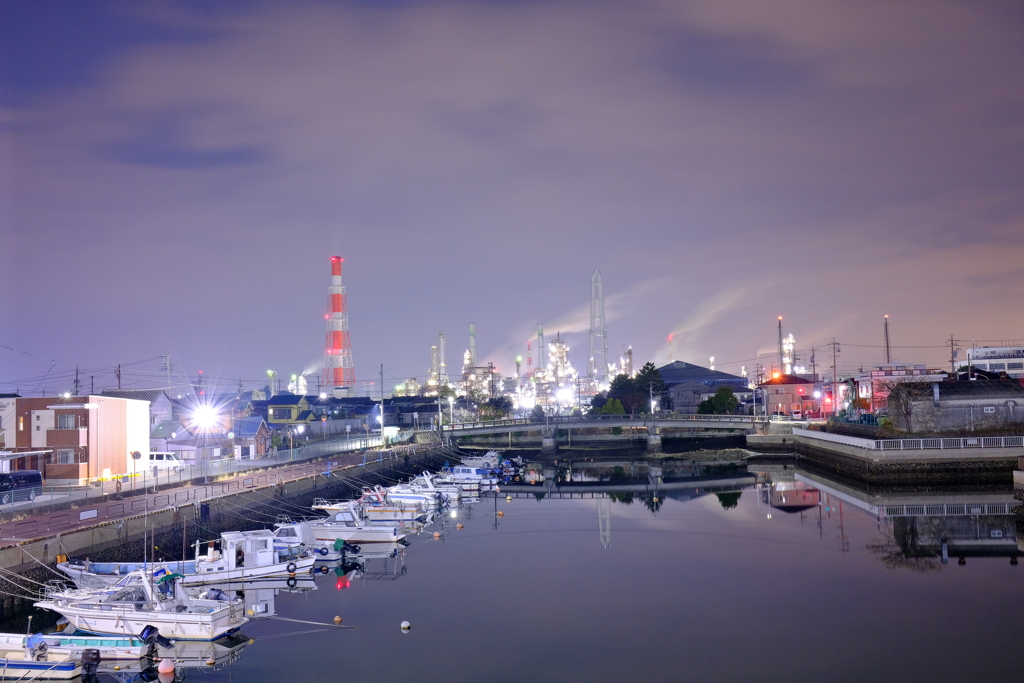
[444,414,758,431]
[794,428,1024,451]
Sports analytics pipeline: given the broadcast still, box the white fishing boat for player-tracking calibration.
[35,570,248,641]
[0,644,82,679]
[274,506,406,550]
[450,464,499,489]
[353,490,431,522]
[386,479,454,508]
[405,471,468,498]
[57,530,315,589]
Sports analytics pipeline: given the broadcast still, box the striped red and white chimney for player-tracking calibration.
[322,256,355,392]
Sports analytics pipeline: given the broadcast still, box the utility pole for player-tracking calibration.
[831,338,840,413]
[116,364,122,390]
[810,347,817,381]
[379,364,385,433]
[160,355,172,390]
[90,376,95,394]
[883,315,892,364]
[949,335,958,377]
[73,366,81,396]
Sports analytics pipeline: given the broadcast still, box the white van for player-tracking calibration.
[148,452,186,473]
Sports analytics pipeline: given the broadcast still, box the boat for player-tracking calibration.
[0,632,150,662]
[34,569,249,641]
[274,505,406,550]
[353,490,431,522]
[0,644,82,679]
[57,530,315,589]
[449,464,499,490]
[380,477,454,508]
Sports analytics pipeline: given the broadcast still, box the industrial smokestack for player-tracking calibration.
[322,256,355,395]
[538,325,547,370]
[438,332,449,385]
[469,324,476,368]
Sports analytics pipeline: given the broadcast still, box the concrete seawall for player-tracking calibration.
[746,433,1017,483]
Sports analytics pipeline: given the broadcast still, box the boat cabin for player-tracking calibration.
[196,530,277,571]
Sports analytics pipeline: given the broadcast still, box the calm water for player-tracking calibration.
[32,461,1024,682]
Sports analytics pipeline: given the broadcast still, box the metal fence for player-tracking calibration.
[794,428,1024,451]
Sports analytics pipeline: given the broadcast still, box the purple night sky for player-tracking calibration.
[3,0,1023,396]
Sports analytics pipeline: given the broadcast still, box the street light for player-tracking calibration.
[448,396,454,426]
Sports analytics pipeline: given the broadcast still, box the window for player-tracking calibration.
[1009,363,1023,370]
[57,414,77,430]
[18,416,23,431]
[56,449,75,464]
[984,407,996,414]
[271,408,291,419]
[990,363,1005,371]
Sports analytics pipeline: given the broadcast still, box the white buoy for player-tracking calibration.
[506,495,512,502]
[157,658,175,674]
[401,621,411,631]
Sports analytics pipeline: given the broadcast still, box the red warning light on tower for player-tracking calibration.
[322,256,356,393]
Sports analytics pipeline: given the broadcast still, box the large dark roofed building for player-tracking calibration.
[657,362,749,414]
[656,362,748,388]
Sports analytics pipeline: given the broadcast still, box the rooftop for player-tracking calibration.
[656,361,747,386]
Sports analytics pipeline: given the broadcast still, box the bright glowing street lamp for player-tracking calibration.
[448,396,454,425]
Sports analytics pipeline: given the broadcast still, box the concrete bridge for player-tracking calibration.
[442,414,765,451]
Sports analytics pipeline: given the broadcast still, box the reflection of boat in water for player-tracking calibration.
[58,530,315,589]
[35,569,248,641]
[205,576,317,617]
[154,630,250,669]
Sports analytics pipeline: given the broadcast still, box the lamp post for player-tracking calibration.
[448,396,454,427]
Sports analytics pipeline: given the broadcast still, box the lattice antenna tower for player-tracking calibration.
[322,256,356,392]
[883,315,892,364]
[588,271,609,384]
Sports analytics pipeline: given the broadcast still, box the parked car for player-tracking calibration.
[0,470,43,504]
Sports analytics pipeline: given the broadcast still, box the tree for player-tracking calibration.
[601,398,625,415]
[698,386,740,414]
[608,374,646,416]
[437,385,455,399]
[479,396,513,420]
[716,491,742,509]
[590,392,608,412]
[882,380,918,433]
[634,362,667,394]
[530,405,546,422]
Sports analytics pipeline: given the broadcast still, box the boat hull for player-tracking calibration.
[0,656,81,679]
[34,601,247,642]
[57,556,315,589]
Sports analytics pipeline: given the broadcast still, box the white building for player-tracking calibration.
[966,347,1024,379]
